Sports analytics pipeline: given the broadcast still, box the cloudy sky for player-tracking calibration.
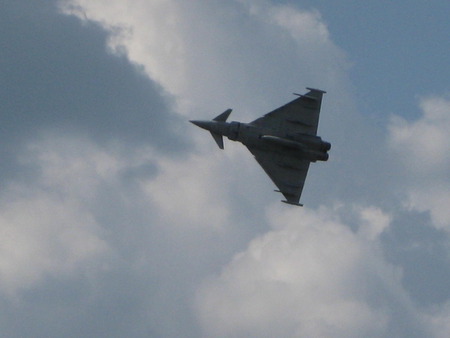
[1,0,450,337]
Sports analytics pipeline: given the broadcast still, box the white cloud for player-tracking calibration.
[389,97,450,172]
[142,151,231,230]
[23,133,126,199]
[0,191,107,296]
[196,205,427,337]
[60,0,348,117]
[357,206,391,240]
[389,96,450,230]
[240,0,330,44]
[0,134,117,297]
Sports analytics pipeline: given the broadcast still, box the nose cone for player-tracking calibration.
[189,120,213,131]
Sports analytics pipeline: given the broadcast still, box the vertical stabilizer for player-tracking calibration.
[213,109,232,122]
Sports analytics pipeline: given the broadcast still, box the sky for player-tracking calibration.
[1,0,450,337]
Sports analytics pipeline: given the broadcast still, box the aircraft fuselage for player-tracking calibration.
[190,119,330,162]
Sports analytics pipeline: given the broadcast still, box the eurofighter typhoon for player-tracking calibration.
[190,88,330,206]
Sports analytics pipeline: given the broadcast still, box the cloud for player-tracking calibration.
[196,205,429,337]
[0,133,115,298]
[357,206,392,240]
[0,129,205,336]
[142,152,231,230]
[60,0,349,117]
[0,0,186,154]
[0,190,108,297]
[389,96,450,230]
[2,0,450,337]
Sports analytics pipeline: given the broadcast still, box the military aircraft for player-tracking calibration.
[190,88,330,206]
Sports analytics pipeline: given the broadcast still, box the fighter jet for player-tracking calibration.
[190,88,330,206]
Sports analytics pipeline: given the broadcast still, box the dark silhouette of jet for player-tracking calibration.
[190,88,330,206]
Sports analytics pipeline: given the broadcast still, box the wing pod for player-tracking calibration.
[261,135,305,149]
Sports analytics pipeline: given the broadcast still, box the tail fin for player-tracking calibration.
[213,109,232,122]
[210,132,224,149]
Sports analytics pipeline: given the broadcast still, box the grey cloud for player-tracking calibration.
[1,0,187,154]
[0,1,194,337]
[2,1,450,337]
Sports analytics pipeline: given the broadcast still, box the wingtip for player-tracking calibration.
[306,87,327,94]
[282,200,303,207]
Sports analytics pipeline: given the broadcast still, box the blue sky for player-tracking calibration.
[301,1,450,118]
[1,1,450,337]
